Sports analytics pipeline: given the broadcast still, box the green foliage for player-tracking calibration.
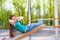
[0,8,11,28]
[0,0,59,28]
[0,0,6,6]
[12,0,28,25]
[12,0,56,26]
[58,0,60,20]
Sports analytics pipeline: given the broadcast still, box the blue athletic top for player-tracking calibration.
[13,20,26,32]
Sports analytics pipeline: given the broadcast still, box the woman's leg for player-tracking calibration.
[26,19,43,32]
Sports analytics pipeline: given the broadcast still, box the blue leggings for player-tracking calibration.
[26,20,43,32]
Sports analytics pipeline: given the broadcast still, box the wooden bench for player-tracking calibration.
[12,24,45,40]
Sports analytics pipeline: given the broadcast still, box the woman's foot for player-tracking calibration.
[37,19,43,24]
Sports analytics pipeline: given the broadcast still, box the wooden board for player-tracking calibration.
[15,24,44,40]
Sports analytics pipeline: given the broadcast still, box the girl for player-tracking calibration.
[9,15,43,33]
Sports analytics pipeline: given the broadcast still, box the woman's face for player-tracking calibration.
[9,16,16,26]
[9,20,14,25]
[12,16,16,21]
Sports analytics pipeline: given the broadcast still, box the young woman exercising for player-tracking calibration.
[9,15,43,33]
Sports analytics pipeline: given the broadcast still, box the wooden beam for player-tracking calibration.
[15,24,44,40]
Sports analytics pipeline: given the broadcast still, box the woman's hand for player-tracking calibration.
[9,20,15,25]
[16,16,24,21]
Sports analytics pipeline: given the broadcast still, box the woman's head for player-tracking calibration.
[9,15,16,21]
[9,15,16,26]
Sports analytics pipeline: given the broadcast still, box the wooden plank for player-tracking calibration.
[15,24,44,40]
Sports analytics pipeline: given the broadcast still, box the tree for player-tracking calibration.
[0,8,11,28]
[12,0,28,25]
[0,0,12,28]
[0,0,6,6]
[58,0,60,20]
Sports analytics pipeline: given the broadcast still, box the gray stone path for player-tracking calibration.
[0,27,60,40]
